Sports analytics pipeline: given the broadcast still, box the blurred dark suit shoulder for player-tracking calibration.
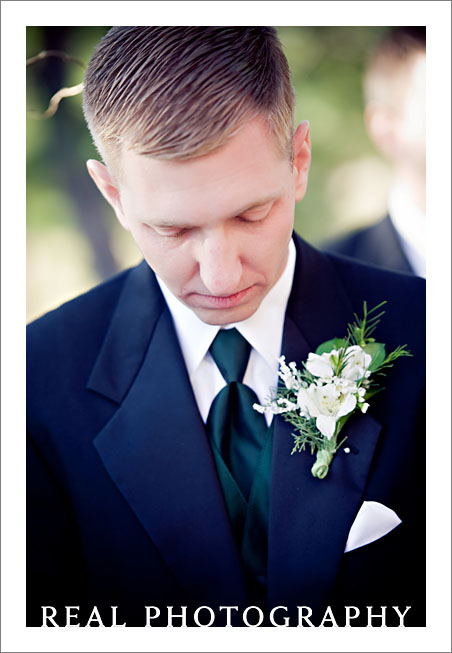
[322,215,414,275]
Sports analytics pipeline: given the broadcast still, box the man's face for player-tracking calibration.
[398,52,426,175]
[366,52,426,177]
[90,118,310,325]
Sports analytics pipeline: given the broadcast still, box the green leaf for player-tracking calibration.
[364,386,384,400]
[363,342,386,371]
[315,338,347,355]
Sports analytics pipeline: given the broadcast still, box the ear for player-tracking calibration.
[292,121,311,202]
[364,102,399,160]
[86,160,129,230]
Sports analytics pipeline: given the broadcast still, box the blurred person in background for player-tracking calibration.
[27,27,425,627]
[324,27,426,277]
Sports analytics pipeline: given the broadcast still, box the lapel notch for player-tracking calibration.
[86,262,165,403]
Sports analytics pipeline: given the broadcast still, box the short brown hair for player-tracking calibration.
[364,27,426,108]
[83,27,295,174]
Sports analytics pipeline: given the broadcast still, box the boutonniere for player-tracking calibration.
[253,302,411,479]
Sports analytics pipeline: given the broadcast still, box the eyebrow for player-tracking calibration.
[142,193,281,229]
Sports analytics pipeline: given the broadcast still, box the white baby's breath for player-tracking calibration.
[277,355,302,391]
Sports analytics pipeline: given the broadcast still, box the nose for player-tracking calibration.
[197,226,243,296]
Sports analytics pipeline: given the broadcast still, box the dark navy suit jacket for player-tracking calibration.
[27,234,425,626]
[322,215,414,275]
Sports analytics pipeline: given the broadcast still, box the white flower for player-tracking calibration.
[341,345,372,381]
[305,351,337,378]
[306,345,372,384]
[297,382,357,440]
[332,375,358,395]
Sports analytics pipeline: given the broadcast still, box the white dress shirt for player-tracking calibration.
[388,184,426,278]
[157,239,296,426]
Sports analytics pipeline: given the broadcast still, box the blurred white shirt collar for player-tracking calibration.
[388,183,426,278]
[157,239,296,424]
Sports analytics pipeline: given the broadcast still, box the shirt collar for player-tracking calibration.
[157,239,296,380]
[388,183,426,277]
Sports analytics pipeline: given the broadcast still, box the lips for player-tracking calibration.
[187,285,255,309]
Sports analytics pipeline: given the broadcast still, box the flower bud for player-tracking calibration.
[311,449,334,479]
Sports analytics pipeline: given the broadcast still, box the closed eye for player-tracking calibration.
[144,223,189,238]
[237,205,273,224]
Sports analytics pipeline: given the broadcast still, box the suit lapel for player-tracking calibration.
[88,263,248,607]
[370,215,413,274]
[267,237,383,614]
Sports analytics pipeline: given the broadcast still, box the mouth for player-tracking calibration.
[187,285,255,310]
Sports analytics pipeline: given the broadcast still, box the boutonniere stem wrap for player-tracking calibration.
[253,302,411,479]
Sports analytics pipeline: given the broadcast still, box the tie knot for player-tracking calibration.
[209,328,251,383]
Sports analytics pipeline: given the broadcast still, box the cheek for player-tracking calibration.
[132,226,196,285]
[267,204,294,251]
[246,211,293,278]
[267,206,294,268]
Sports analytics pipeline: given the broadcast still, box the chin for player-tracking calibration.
[193,302,260,326]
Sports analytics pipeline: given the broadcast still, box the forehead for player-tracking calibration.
[119,118,290,224]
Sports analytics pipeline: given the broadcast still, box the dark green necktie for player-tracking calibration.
[207,328,268,499]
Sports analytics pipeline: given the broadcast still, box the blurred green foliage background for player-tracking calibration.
[27,26,392,322]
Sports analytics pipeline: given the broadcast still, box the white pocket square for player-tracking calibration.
[344,500,402,553]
